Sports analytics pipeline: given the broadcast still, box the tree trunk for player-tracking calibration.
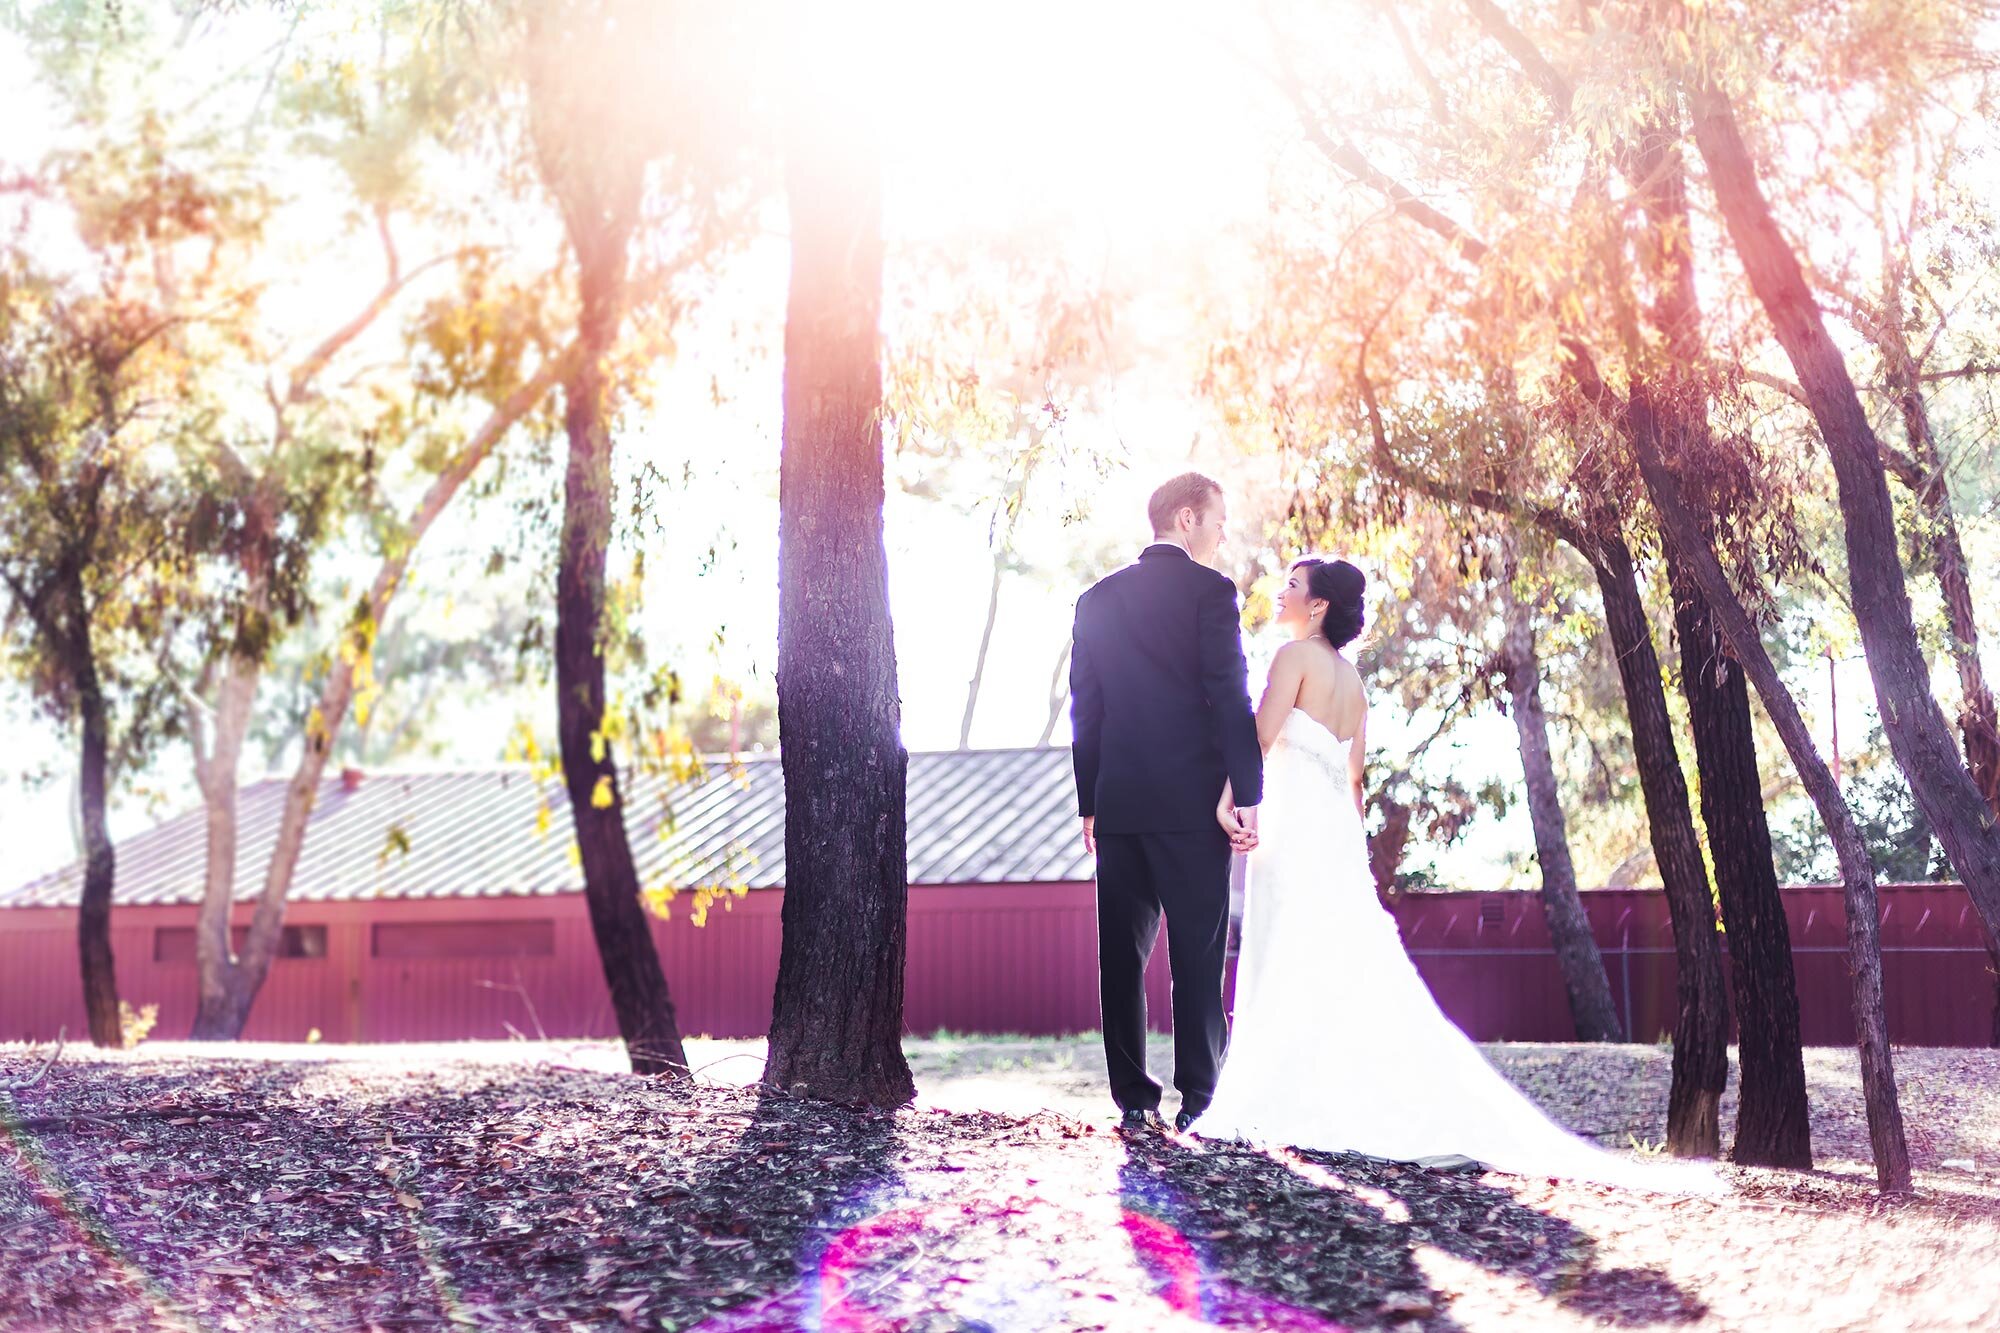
[189,648,260,1040]
[1664,551,1815,1167]
[763,97,915,1110]
[1496,571,1624,1042]
[958,552,1004,749]
[1589,528,1729,1156]
[70,594,121,1049]
[1625,125,1814,1166]
[1628,381,1911,1191]
[1687,81,2000,950]
[554,266,687,1079]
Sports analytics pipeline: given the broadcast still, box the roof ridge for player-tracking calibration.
[248,745,1070,783]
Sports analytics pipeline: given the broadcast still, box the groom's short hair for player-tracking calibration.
[1148,472,1223,535]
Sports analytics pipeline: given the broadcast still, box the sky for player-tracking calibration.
[0,1,1915,894]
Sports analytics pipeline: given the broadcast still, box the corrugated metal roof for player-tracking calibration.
[0,748,1094,909]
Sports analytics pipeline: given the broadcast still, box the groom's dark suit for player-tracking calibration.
[1070,543,1263,1116]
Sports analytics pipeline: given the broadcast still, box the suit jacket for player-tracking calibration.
[1069,544,1264,834]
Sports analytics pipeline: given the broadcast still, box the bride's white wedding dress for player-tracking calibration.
[1197,710,1720,1193]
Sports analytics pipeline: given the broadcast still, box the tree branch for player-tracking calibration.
[1462,0,1574,114]
[1375,1,1455,128]
[1740,367,1811,407]
[1264,5,1491,264]
[282,245,479,406]
[1919,360,2000,384]
[1355,352,1595,557]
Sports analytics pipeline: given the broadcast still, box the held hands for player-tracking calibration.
[1217,795,1259,854]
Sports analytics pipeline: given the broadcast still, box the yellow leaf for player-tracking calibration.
[590,775,615,809]
[535,804,552,837]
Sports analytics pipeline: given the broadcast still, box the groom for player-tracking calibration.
[1070,472,1263,1134]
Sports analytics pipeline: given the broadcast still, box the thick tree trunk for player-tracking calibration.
[763,103,916,1109]
[1629,382,1911,1191]
[1590,529,1729,1156]
[1688,82,2000,950]
[958,553,1004,749]
[1497,573,1624,1041]
[1665,551,1815,1167]
[72,609,121,1049]
[1625,125,1814,1166]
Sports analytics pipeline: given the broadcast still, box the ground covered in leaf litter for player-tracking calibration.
[1,1043,1996,1331]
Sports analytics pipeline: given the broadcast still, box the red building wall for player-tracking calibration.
[0,883,1990,1048]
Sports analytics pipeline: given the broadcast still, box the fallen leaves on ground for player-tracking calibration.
[1,1045,1996,1330]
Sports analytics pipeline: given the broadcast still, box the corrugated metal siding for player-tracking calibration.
[1,749,1094,911]
[1,884,1990,1048]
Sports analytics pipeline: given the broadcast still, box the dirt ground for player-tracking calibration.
[3,1038,1997,1331]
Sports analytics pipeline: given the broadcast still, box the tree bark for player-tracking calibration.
[69,575,121,1049]
[1589,527,1729,1156]
[1664,550,1814,1167]
[1687,81,2000,950]
[1628,381,1911,1191]
[189,648,260,1040]
[1626,124,1814,1166]
[555,272,688,1078]
[525,0,687,1077]
[1496,570,1624,1042]
[763,97,916,1109]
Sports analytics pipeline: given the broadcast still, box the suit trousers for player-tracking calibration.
[1094,827,1232,1115]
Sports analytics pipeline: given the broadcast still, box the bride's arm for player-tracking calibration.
[1254,643,1305,754]
[1348,713,1367,815]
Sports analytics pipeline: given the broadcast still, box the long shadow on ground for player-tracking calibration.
[1117,1134,1707,1330]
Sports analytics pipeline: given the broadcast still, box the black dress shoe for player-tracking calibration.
[1119,1108,1164,1134]
[1174,1109,1203,1134]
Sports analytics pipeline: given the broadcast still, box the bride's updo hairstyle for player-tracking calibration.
[1293,557,1366,649]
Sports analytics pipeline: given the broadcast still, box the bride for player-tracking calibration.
[1197,557,1718,1192]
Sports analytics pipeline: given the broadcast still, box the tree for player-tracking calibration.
[762,9,915,1108]
[524,0,696,1077]
[0,216,209,1047]
[1676,34,2000,969]
[1495,538,1624,1042]
[1627,376,1912,1191]
[1246,17,1735,1151]
[1448,0,1817,1171]
[22,6,586,1042]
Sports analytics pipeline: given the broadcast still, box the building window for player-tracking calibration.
[153,925,328,964]
[370,920,555,959]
